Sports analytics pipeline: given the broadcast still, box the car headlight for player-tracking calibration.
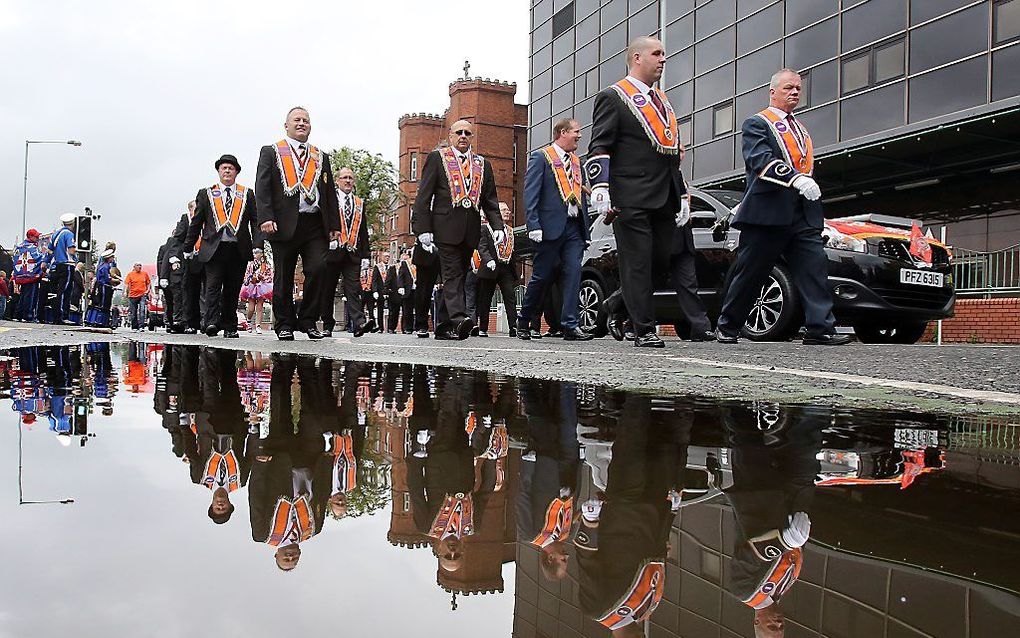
[823,228,868,253]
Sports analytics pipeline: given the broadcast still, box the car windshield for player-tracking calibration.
[703,189,743,210]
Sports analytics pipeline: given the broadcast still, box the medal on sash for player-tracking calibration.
[337,194,364,251]
[429,492,475,539]
[743,548,802,609]
[755,109,814,175]
[611,79,679,155]
[542,146,582,205]
[267,495,315,546]
[597,561,666,630]
[201,449,240,492]
[206,183,246,234]
[531,496,573,548]
[330,432,358,494]
[273,139,323,203]
[440,147,484,210]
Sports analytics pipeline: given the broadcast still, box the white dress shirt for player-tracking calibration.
[217,182,238,242]
[453,147,473,188]
[287,135,319,214]
[551,142,579,218]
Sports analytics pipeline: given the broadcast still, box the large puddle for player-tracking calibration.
[2,343,1019,637]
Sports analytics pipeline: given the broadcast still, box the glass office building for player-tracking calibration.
[529,0,1020,250]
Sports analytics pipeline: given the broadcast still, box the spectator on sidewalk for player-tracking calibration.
[0,271,9,319]
[124,262,151,331]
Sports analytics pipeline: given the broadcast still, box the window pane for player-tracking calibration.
[786,0,838,33]
[534,16,553,49]
[574,77,587,103]
[909,57,987,122]
[785,17,838,71]
[599,50,628,85]
[874,40,905,83]
[629,3,659,38]
[665,47,694,89]
[735,85,769,123]
[665,0,695,24]
[736,41,781,93]
[532,94,552,121]
[601,21,627,60]
[665,14,695,51]
[795,103,837,147]
[738,0,772,19]
[694,63,735,110]
[911,0,974,25]
[601,0,627,28]
[552,2,575,39]
[841,0,907,52]
[533,69,552,97]
[552,84,574,114]
[577,39,599,74]
[996,0,1020,44]
[553,29,575,62]
[679,117,693,146]
[576,10,599,45]
[533,44,553,74]
[586,67,600,97]
[714,103,734,135]
[841,54,870,94]
[693,137,734,180]
[694,107,714,144]
[553,56,574,86]
[737,3,782,56]
[992,43,1020,100]
[535,0,554,25]
[910,5,988,74]
[696,26,735,74]
[808,60,838,105]
[840,82,905,140]
[577,0,599,19]
[666,81,695,115]
[576,97,596,129]
[696,0,736,40]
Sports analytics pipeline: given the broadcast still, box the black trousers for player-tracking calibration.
[183,268,204,330]
[362,290,375,327]
[475,266,518,333]
[51,263,75,323]
[375,291,386,329]
[542,270,563,332]
[166,278,184,326]
[437,242,474,325]
[718,215,835,338]
[202,243,245,331]
[414,260,440,331]
[613,197,677,337]
[401,291,415,332]
[269,214,327,332]
[669,246,712,335]
[321,255,364,332]
[387,295,402,331]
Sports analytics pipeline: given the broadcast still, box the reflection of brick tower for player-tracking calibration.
[382,411,428,549]
[393,77,529,254]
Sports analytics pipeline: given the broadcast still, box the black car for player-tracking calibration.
[576,188,955,343]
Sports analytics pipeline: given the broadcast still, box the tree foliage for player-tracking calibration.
[328,147,403,252]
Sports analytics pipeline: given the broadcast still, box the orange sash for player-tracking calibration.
[429,492,475,539]
[273,139,323,199]
[756,109,814,175]
[542,146,582,204]
[743,548,802,609]
[471,250,482,271]
[267,495,315,546]
[531,496,573,547]
[487,223,514,262]
[329,432,358,494]
[439,147,484,209]
[201,449,240,492]
[597,561,666,630]
[611,79,679,154]
[207,183,246,234]
[464,410,477,437]
[337,195,364,251]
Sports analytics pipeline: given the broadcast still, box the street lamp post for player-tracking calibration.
[21,139,83,240]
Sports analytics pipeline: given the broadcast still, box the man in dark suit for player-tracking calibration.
[370,252,391,330]
[396,248,416,334]
[520,118,592,341]
[474,203,519,337]
[185,154,260,338]
[385,255,403,333]
[255,106,340,341]
[320,166,374,338]
[411,120,506,340]
[170,200,204,334]
[586,36,690,348]
[716,69,850,346]
[411,239,440,337]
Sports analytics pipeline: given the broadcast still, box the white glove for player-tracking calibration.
[169,256,180,264]
[486,260,496,270]
[416,430,431,446]
[398,287,405,295]
[491,229,505,245]
[591,186,612,216]
[183,251,194,260]
[361,258,370,269]
[791,175,821,201]
[675,197,691,227]
[159,278,169,288]
[528,229,543,243]
[667,489,683,512]
[418,232,434,248]
[373,292,379,299]
[780,512,811,548]
[580,498,603,523]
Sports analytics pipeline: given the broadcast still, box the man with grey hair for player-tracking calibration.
[715,69,849,346]
[586,36,690,348]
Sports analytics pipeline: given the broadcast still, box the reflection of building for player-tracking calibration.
[382,409,427,549]
[391,77,529,254]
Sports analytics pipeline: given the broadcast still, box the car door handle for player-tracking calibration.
[599,245,612,252]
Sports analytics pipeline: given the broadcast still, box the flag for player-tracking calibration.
[909,222,932,265]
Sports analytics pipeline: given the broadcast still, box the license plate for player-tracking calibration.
[900,269,943,287]
[894,428,939,449]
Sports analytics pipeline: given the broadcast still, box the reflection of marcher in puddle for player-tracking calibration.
[44,346,81,443]
[722,404,823,638]
[190,348,257,524]
[315,360,369,520]
[123,342,148,393]
[11,346,45,424]
[249,354,326,571]
[86,343,116,410]
[576,394,691,637]
[516,378,580,582]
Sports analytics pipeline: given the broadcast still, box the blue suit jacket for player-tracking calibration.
[732,114,823,230]
[523,149,590,242]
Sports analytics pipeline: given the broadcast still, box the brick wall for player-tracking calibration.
[922,298,1020,344]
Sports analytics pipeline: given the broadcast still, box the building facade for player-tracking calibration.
[391,78,529,253]
[529,0,1020,252]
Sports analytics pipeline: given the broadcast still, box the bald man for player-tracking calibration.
[411,121,505,340]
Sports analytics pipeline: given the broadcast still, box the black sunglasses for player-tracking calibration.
[454,130,473,137]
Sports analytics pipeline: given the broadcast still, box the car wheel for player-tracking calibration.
[743,267,800,341]
[578,278,607,336]
[854,321,929,344]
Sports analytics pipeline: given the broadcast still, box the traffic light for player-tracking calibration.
[76,216,92,252]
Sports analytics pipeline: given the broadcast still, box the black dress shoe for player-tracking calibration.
[531,330,543,340]
[387,329,396,334]
[689,330,717,342]
[277,329,295,341]
[321,329,333,338]
[714,328,738,344]
[223,330,240,338]
[416,329,430,338]
[470,326,480,336]
[304,328,325,340]
[516,327,531,341]
[360,319,377,335]
[634,333,665,348]
[435,330,458,341]
[544,330,563,338]
[803,333,852,346]
[205,326,219,337]
[508,327,517,338]
[456,319,474,340]
[607,317,625,341]
[563,327,594,341]
[183,327,197,335]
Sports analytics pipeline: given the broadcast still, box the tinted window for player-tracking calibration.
[737,2,782,55]
[553,56,574,87]
[714,102,734,136]
[576,39,599,73]
[694,107,714,143]
[736,41,781,93]
[585,67,600,97]
[840,82,905,140]
[534,15,553,49]
[666,48,695,88]
[875,39,905,83]
[808,60,838,105]
[696,0,736,40]
[842,54,870,94]
[694,63,735,110]
[786,0,838,33]
[533,69,552,97]
[910,5,989,73]
[534,0,554,25]
[576,96,596,127]
[909,57,987,122]
[992,43,1020,100]
[665,14,695,51]
[553,29,575,62]
[666,81,695,115]
[601,0,627,28]
[696,26,736,74]
[911,0,975,25]
[629,2,659,38]
[735,85,769,123]
[576,10,599,45]
[737,0,773,19]
[576,0,599,19]
[795,103,838,147]
[552,2,575,38]
[532,94,552,121]
[785,17,838,71]
[693,137,735,179]
[841,0,907,52]
[996,0,1020,44]
[533,44,553,75]
[601,21,627,59]
[552,83,574,114]
[664,0,695,23]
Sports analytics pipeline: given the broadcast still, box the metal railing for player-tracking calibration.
[952,243,1020,297]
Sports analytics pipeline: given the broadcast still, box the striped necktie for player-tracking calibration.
[224,187,233,213]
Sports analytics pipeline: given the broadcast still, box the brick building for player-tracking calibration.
[389,78,529,254]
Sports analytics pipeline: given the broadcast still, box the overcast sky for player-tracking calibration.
[0,0,529,268]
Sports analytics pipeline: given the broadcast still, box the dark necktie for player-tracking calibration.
[563,153,573,181]
[345,195,353,223]
[223,187,233,213]
[460,154,471,187]
[649,89,667,120]
[297,144,308,168]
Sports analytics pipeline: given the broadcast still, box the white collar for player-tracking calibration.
[219,181,234,191]
[286,136,310,149]
[551,142,571,159]
[453,146,471,160]
[338,189,354,200]
[625,75,653,95]
[767,106,794,120]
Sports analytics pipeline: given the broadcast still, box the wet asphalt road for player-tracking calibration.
[1,320,1017,415]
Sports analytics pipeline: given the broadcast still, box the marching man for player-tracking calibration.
[320,167,374,337]
[12,229,46,322]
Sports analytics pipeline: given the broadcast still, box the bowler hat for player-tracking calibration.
[215,154,241,172]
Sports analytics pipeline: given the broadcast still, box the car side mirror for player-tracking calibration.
[712,217,730,243]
